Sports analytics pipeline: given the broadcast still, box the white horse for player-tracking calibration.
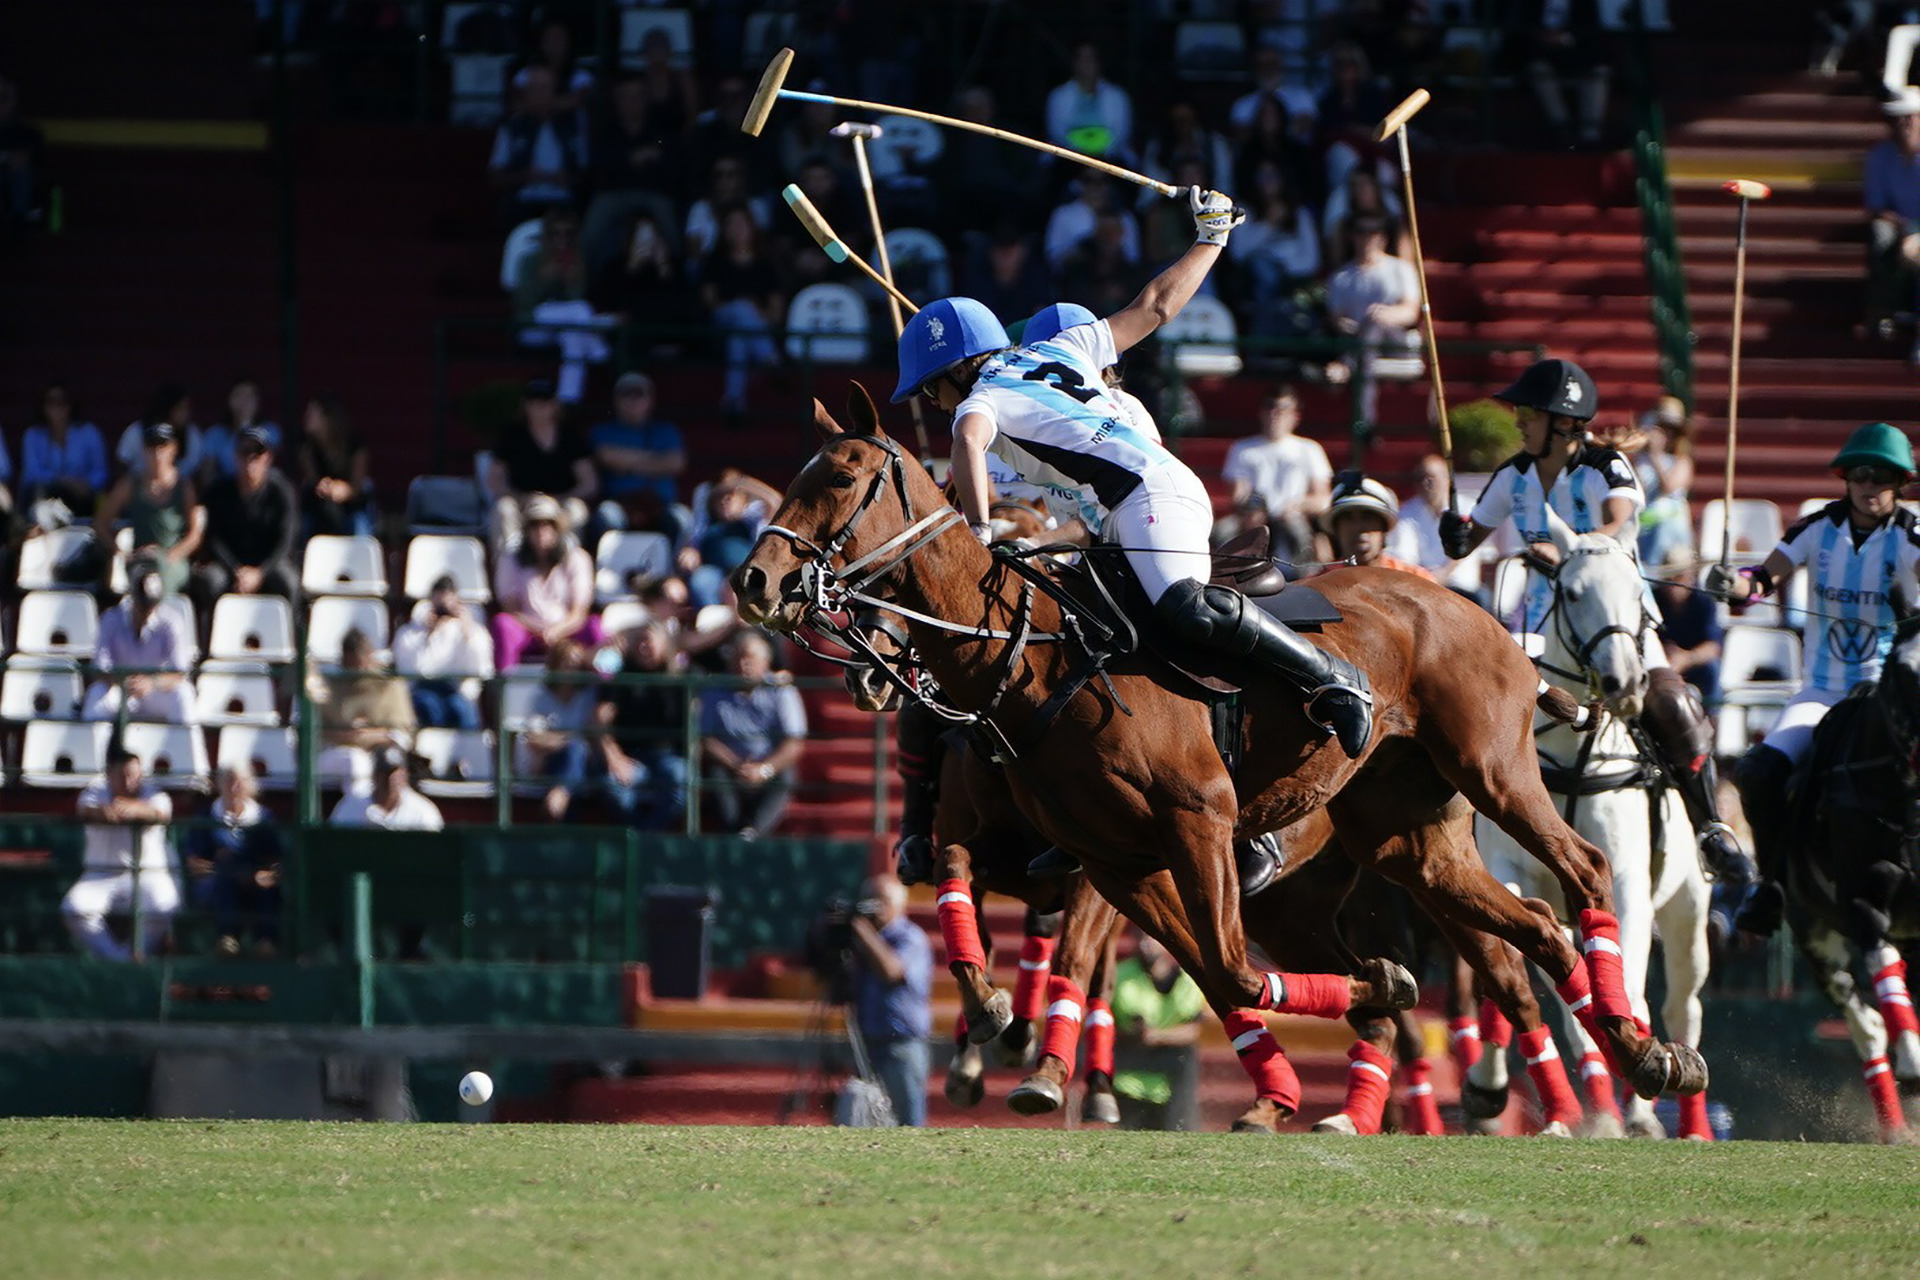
[1472,514,1714,1140]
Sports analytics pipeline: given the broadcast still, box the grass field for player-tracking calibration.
[2,1121,1916,1279]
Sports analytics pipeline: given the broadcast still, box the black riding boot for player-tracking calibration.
[1641,667,1756,887]
[1731,744,1795,936]
[1026,835,1282,897]
[1156,579,1374,758]
[893,700,947,884]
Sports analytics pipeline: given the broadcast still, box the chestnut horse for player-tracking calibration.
[732,387,1706,1118]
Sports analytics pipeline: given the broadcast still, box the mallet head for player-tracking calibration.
[1722,179,1773,201]
[830,122,883,140]
[1375,88,1432,142]
[783,183,848,262]
[741,46,793,137]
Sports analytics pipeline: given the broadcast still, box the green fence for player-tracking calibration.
[1627,13,1694,409]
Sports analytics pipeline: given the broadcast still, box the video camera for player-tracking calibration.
[803,894,885,986]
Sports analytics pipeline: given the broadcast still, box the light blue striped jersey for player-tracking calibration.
[1777,501,1920,693]
[955,320,1181,514]
[1469,444,1647,633]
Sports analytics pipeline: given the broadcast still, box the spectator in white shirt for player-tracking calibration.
[1222,385,1333,563]
[63,743,178,961]
[329,749,445,831]
[393,575,495,731]
[1390,453,1491,602]
[1044,172,1140,273]
[1045,43,1134,161]
[1228,44,1318,142]
[83,554,195,724]
[1324,217,1423,425]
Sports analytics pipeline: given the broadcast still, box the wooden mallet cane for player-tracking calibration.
[1376,89,1457,512]
[781,184,921,316]
[1718,178,1772,570]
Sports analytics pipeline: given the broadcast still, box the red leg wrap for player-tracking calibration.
[1678,1091,1713,1140]
[1012,934,1055,1022]
[1479,998,1513,1050]
[1578,1052,1621,1120]
[1039,975,1086,1074]
[1577,908,1636,1024]
[1083,998,1116,1080]
[1870,948,1920,1041]
[1864,1056,1908,1135]
[1518,1026,1582,1128]
[1556,960,1622,1073]
[1447,1015,1482,1075]
[1256,971,1351,1019]
[1403,1057,1445,1135]
[935,879,986,970]
[1222,1011,1301,1111]
[1337,1040,1393,1135]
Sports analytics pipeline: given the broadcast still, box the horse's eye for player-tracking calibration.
[1565,588,1584,604]
[829,472,857,490]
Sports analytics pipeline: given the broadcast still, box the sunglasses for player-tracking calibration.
[1847,466,1903,486]
[919,381,944,406]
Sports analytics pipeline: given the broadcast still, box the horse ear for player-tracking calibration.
[846,381,890,440]
[1542,505,1579,557]
[813,398,846,441]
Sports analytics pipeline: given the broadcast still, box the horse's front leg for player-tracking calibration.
[931,842,1011,1044]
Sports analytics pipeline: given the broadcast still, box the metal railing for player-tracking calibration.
[1626,12,1695,409]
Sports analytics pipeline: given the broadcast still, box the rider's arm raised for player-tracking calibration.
[1106,189,1243,354]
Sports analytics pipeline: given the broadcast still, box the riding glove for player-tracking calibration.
[1190,187,1246,246]
[1438,510,1475,559]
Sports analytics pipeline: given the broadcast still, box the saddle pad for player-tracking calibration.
[1255,583,1344,631]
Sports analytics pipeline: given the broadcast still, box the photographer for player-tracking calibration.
[393,574,495,730]
[844,873,933,1127]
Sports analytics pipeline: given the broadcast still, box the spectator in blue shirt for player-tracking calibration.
[1866,98,1920,352]
[181,763,283,957]
[847,872,934,1127]
[198,378,282,486]
[21,382,109,516]
[591,371,685,540]
[1655,551,1724,705]
[697,631,806,837]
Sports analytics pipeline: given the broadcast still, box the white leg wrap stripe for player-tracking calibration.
[1580,1057,1611,1081]
[1449,1024,1480,1043]
[1868,945,1901,971]
[1017,959,1050,971]
[1584,936,1623,959]
[936,892,972,908]
[1874,976,1912,1005]
[1406,1083,1434,1097]
[1265,972,1286,1007]
[1045,1000,1083,1024]
[1565,993,1594,1015]
[1232,1027,1271,1053]
[1524,1042,1562,1066]
[1352,1060,1391,1083]
[1085,1009,1115,1030]
[1864,1058,1892,1079]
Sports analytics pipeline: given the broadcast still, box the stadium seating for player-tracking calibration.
[406,475,488,536]
[412,727,498,799]
[497,665,545,730]
[215,725,299,791]
[13,591,99,659]
[1698,500,1784,562]
[1719,624,1802,698]
[120,722,211,789]
[594,531,673,604]
[784,283,870,365]
[600,600,650,637]
[0,659,84,722]
[192,669,282,727]
[301,535,388,598]
[875,228,952,300]
[1156,294,1243,377]
[15,528,94,592]
[207,595,297,665]
[307,597,391,663]
[403,534,491,603]
[19,720,109,788]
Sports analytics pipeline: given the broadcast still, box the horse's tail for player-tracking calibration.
[1535,682,1599,734]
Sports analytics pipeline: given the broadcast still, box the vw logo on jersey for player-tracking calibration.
[926,317,946,348]
[1827,617,1881,664]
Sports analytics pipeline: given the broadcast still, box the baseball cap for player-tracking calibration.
[524,377,558,401]
[523,493,567,528]
[236,424,273,454]
[142,421,177,448]
[614,371,654,397]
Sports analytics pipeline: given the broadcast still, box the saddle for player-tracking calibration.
[1009,524,1344,699]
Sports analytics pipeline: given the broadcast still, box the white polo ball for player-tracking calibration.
[458,1070,494,1106]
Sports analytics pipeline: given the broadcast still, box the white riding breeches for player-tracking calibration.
[1759,685,1849,766]
[1102,464,1217,605]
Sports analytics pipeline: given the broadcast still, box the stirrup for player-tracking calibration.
[1697,822,1755,887]
[1237,834,1281,898]
[1026,845,1080,880]
[1306,683,1374,759]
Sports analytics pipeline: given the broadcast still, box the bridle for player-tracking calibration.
[1532,544,1652,696]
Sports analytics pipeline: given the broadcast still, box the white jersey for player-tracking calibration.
[1776,501,1920,693]
[1470,444,1645,634]
[957,320,1183,517]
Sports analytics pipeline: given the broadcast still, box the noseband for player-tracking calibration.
[1533,545,1652,695]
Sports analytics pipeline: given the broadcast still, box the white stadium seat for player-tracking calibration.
[497,665,545,731]
[301,535,388,598]
[412,728,498,799]
[306,597,391,663]
[192,669,282,727]
[208,595,297,664]
[599,600,651,637]
[1,659,84,722]
[403,534,491,603]
[16,527,95,592]
[1698,499,1783,562]
[1156,294,1243,377]
[119,722,210,790]
[784,283,870,364]
[216,725,299,791]
[595,531,673,604]
[20,720,109,789]
[14,591,99,659]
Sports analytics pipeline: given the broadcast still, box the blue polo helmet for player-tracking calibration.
[891,297,1010,403]
[1020,302,1098,345]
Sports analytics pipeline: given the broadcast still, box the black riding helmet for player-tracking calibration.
[1494,357,1598,423]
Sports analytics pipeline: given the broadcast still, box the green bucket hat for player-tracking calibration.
[1831,422,1917,478]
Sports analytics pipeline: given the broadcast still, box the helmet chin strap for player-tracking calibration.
[1531,414,1583,459]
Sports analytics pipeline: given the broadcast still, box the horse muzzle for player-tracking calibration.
[730,561,806,631]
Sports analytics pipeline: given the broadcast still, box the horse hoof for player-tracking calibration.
[1578,1113,1626,1140]
[1882,1125,1920,1146]
[1081,1090,1121,1125]
[1624,1114,1666,1140]
[1007,1076,1065,1116]
[992,1019,1037,1069]
[1231,1098,1287,1133]
[1360,958,1420,1010]
[1311,1113,1360,1135]
[967,990,1015,1045]
[1664,1042,1710,1095]
[943,1066,985,1110]
[1464,1116,1504,1137]
[1622,1036,1673,1100]
[1461,1080,1510,1121]
[1538,1121,1573,1138]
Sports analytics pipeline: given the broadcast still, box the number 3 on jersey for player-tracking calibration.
[1023,361,1099,404]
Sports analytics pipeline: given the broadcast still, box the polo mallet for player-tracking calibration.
[781,184,920,316]
[1376,89,1455,513]
[1718,178,1772,571]
[832,120,933,460]
[747,48,1243,217]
